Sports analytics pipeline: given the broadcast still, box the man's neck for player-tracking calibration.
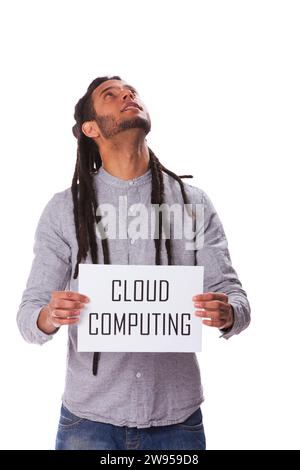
[99,138,150,181]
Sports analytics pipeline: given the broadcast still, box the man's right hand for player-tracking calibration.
[37,291,90,335]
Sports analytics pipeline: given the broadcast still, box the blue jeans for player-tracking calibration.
[55,403,206,450]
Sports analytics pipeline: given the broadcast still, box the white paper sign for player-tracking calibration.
[78,264,204,352]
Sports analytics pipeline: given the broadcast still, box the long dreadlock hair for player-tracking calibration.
[71,76,193,375]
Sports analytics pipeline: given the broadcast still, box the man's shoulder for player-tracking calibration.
[52,186,73,204]
[162,170,206,204]
[42,186,73,217]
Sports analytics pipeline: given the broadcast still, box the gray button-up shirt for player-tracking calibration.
[17,166,251,428]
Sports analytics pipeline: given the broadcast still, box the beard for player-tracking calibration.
[94,112,151,139]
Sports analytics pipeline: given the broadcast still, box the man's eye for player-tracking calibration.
[105,92,114,97]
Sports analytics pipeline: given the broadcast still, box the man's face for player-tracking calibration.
[90,79,151,139]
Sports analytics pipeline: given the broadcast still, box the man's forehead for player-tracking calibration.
[92,79,133,96]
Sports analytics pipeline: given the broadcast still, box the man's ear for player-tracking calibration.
[82,120,99,139]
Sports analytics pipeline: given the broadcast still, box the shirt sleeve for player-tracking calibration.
[16,192,72,345]
[195,189,251,339]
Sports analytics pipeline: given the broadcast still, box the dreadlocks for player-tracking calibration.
[71,76,193,374]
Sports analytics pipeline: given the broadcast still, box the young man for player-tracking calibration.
[17,75,251,450]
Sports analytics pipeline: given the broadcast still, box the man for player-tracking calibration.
[17,75,251,450]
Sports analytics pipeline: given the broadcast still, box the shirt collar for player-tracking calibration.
[94,165,152,188]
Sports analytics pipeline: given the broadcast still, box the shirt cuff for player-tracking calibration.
[219,302,239,340]
[29,306,57,345]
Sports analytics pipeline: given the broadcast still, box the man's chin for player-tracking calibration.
[118,117,151,135]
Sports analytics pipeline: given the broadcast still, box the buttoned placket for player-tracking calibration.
[95,166,152,425]
[126,181,146,424]
[127,182,140,256]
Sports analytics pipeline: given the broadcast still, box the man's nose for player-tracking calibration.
[122,89,134,100]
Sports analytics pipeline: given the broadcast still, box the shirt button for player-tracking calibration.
[129,207,135,215]
[129,181,134,186]
[136,372,142,378]
[130,239,135,245]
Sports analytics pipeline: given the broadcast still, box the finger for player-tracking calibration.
[51,309,81,319]
[202,319,227,328]
[51,299,87,310]
[194,309,224,321]
[52,317,80,327]
[53,291,90,303]
[193,300,229,311]
[192,292,228,302]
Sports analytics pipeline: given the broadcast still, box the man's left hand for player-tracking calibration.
[192,292,234,330]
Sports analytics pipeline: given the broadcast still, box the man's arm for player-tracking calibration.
[17,192,72,345]
[194,188,251,339]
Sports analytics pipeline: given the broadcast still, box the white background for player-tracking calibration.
[0,0,299,450]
